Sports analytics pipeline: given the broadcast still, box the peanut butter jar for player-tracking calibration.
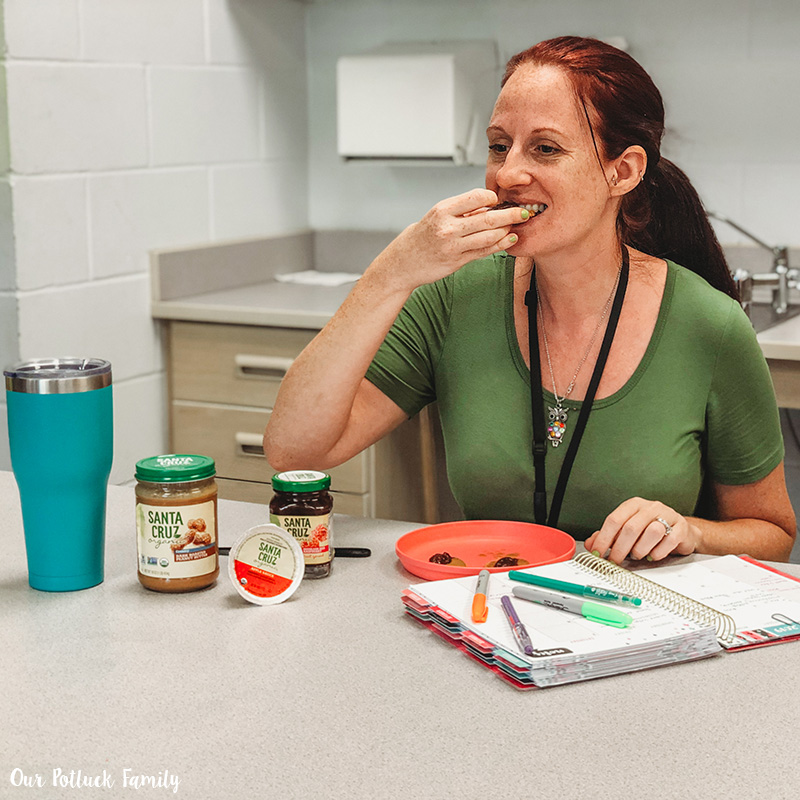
[135,454,219,593]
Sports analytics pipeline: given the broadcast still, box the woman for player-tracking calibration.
[265,36,796,563]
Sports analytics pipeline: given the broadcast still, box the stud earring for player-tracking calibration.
[611,176,618,186]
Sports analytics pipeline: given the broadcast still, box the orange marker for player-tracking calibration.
[471,569,490,623]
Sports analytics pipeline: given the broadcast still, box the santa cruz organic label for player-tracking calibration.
[136,500,217,579]
[269,512,332,565]
[232,529,301,598]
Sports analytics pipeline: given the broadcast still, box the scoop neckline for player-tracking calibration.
[504,253,675,410]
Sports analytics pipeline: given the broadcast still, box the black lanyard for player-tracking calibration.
[524,248,630,528]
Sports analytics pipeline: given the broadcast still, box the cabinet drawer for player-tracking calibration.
[217,477,269,506]
[169,321,316,407]
[217,477,371,517]
[328,491,373,517]
[171,400,371,494]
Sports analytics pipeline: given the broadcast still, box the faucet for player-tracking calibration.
[708,211,795,315]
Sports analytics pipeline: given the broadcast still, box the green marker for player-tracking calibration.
[508,570,642,607]
[511,585,633,628]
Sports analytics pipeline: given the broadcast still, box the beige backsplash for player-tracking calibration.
[151,235,797,307]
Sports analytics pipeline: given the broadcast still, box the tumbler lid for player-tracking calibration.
[4,358,112,394]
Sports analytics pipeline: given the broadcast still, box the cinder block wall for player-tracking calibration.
[0,0,309,481]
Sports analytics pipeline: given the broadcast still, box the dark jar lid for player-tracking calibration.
[271,470,331,493]
[136,454,216,483]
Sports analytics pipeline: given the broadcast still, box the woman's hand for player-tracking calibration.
[372,188,528,292]
[584,497,702,564]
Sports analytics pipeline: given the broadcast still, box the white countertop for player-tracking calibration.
[757,312,800,361]
[2,471,800,799]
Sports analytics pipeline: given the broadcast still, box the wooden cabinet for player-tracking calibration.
[165,320,435,522]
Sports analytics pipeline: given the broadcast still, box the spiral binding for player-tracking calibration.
[573,552,737,645]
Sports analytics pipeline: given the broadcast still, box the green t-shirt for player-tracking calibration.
[365,255,784,540]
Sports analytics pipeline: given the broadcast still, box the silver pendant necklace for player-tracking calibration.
[537,263,622,447]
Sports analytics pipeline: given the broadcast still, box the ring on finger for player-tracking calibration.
[655,517,673,538]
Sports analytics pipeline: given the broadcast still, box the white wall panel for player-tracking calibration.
[207,0,307,70]
[0,179,14,290]
[109,374,167,484]
[6,63,148,173]
[13,176,90,290]
[149,67,261,165]
[89,169,210,278]
[17,276,162,382]
[81,0,205,64]
[211,162,307,241]
[742,164,800,248]
[0,294,19,369]
[3,0,80,59]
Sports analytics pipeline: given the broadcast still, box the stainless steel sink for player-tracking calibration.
[748,302,800,334]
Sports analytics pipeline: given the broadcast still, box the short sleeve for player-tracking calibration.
[364,276,453,418]
[705,302,784,484]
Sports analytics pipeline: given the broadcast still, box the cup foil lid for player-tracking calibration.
[228,524,305,605]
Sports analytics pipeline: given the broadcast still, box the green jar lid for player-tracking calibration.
[271,470,331,492]
[135,454,216,482]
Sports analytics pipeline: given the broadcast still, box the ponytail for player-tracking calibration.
[622,159,738,300]
[505,37,738,301]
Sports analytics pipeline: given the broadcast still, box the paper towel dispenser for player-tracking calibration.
[336,41,499,166]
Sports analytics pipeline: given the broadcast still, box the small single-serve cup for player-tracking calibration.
[228,524,305,605]
[4,358,113,591]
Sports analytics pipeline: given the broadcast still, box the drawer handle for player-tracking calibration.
[235,432,266,458]
[235,354,294,380]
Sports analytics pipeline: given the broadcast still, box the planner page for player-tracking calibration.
[637,555,800,645]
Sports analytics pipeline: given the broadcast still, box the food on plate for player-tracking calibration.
[428,552,466,566]
[486,555,530,568]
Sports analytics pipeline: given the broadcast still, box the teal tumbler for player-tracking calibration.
[4,359,113,591]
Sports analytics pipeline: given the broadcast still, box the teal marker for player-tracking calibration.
[508,570,642,607]
[511,585,633,628]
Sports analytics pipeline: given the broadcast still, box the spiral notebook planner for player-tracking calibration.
[402,554,800,688]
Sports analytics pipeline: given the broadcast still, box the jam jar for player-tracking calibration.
[135,454,219,592]
[269,470,333,579]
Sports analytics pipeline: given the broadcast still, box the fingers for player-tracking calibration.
[460,206,530,234]
[414,190,528,268]
[589,497,648,562]
[630,518,675,560]
[588,498,690,564]
[447,206,528,258]
[460,227,519,257]
[443,188,499,216]
[647,522,680,561]
[388,189,531,289]
[436,190,529,233]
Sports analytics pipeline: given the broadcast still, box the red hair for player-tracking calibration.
[503,37,735,299]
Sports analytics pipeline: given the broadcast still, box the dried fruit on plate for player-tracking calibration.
[428,552,466,567]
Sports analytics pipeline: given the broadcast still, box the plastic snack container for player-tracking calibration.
[228,524,305,605]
